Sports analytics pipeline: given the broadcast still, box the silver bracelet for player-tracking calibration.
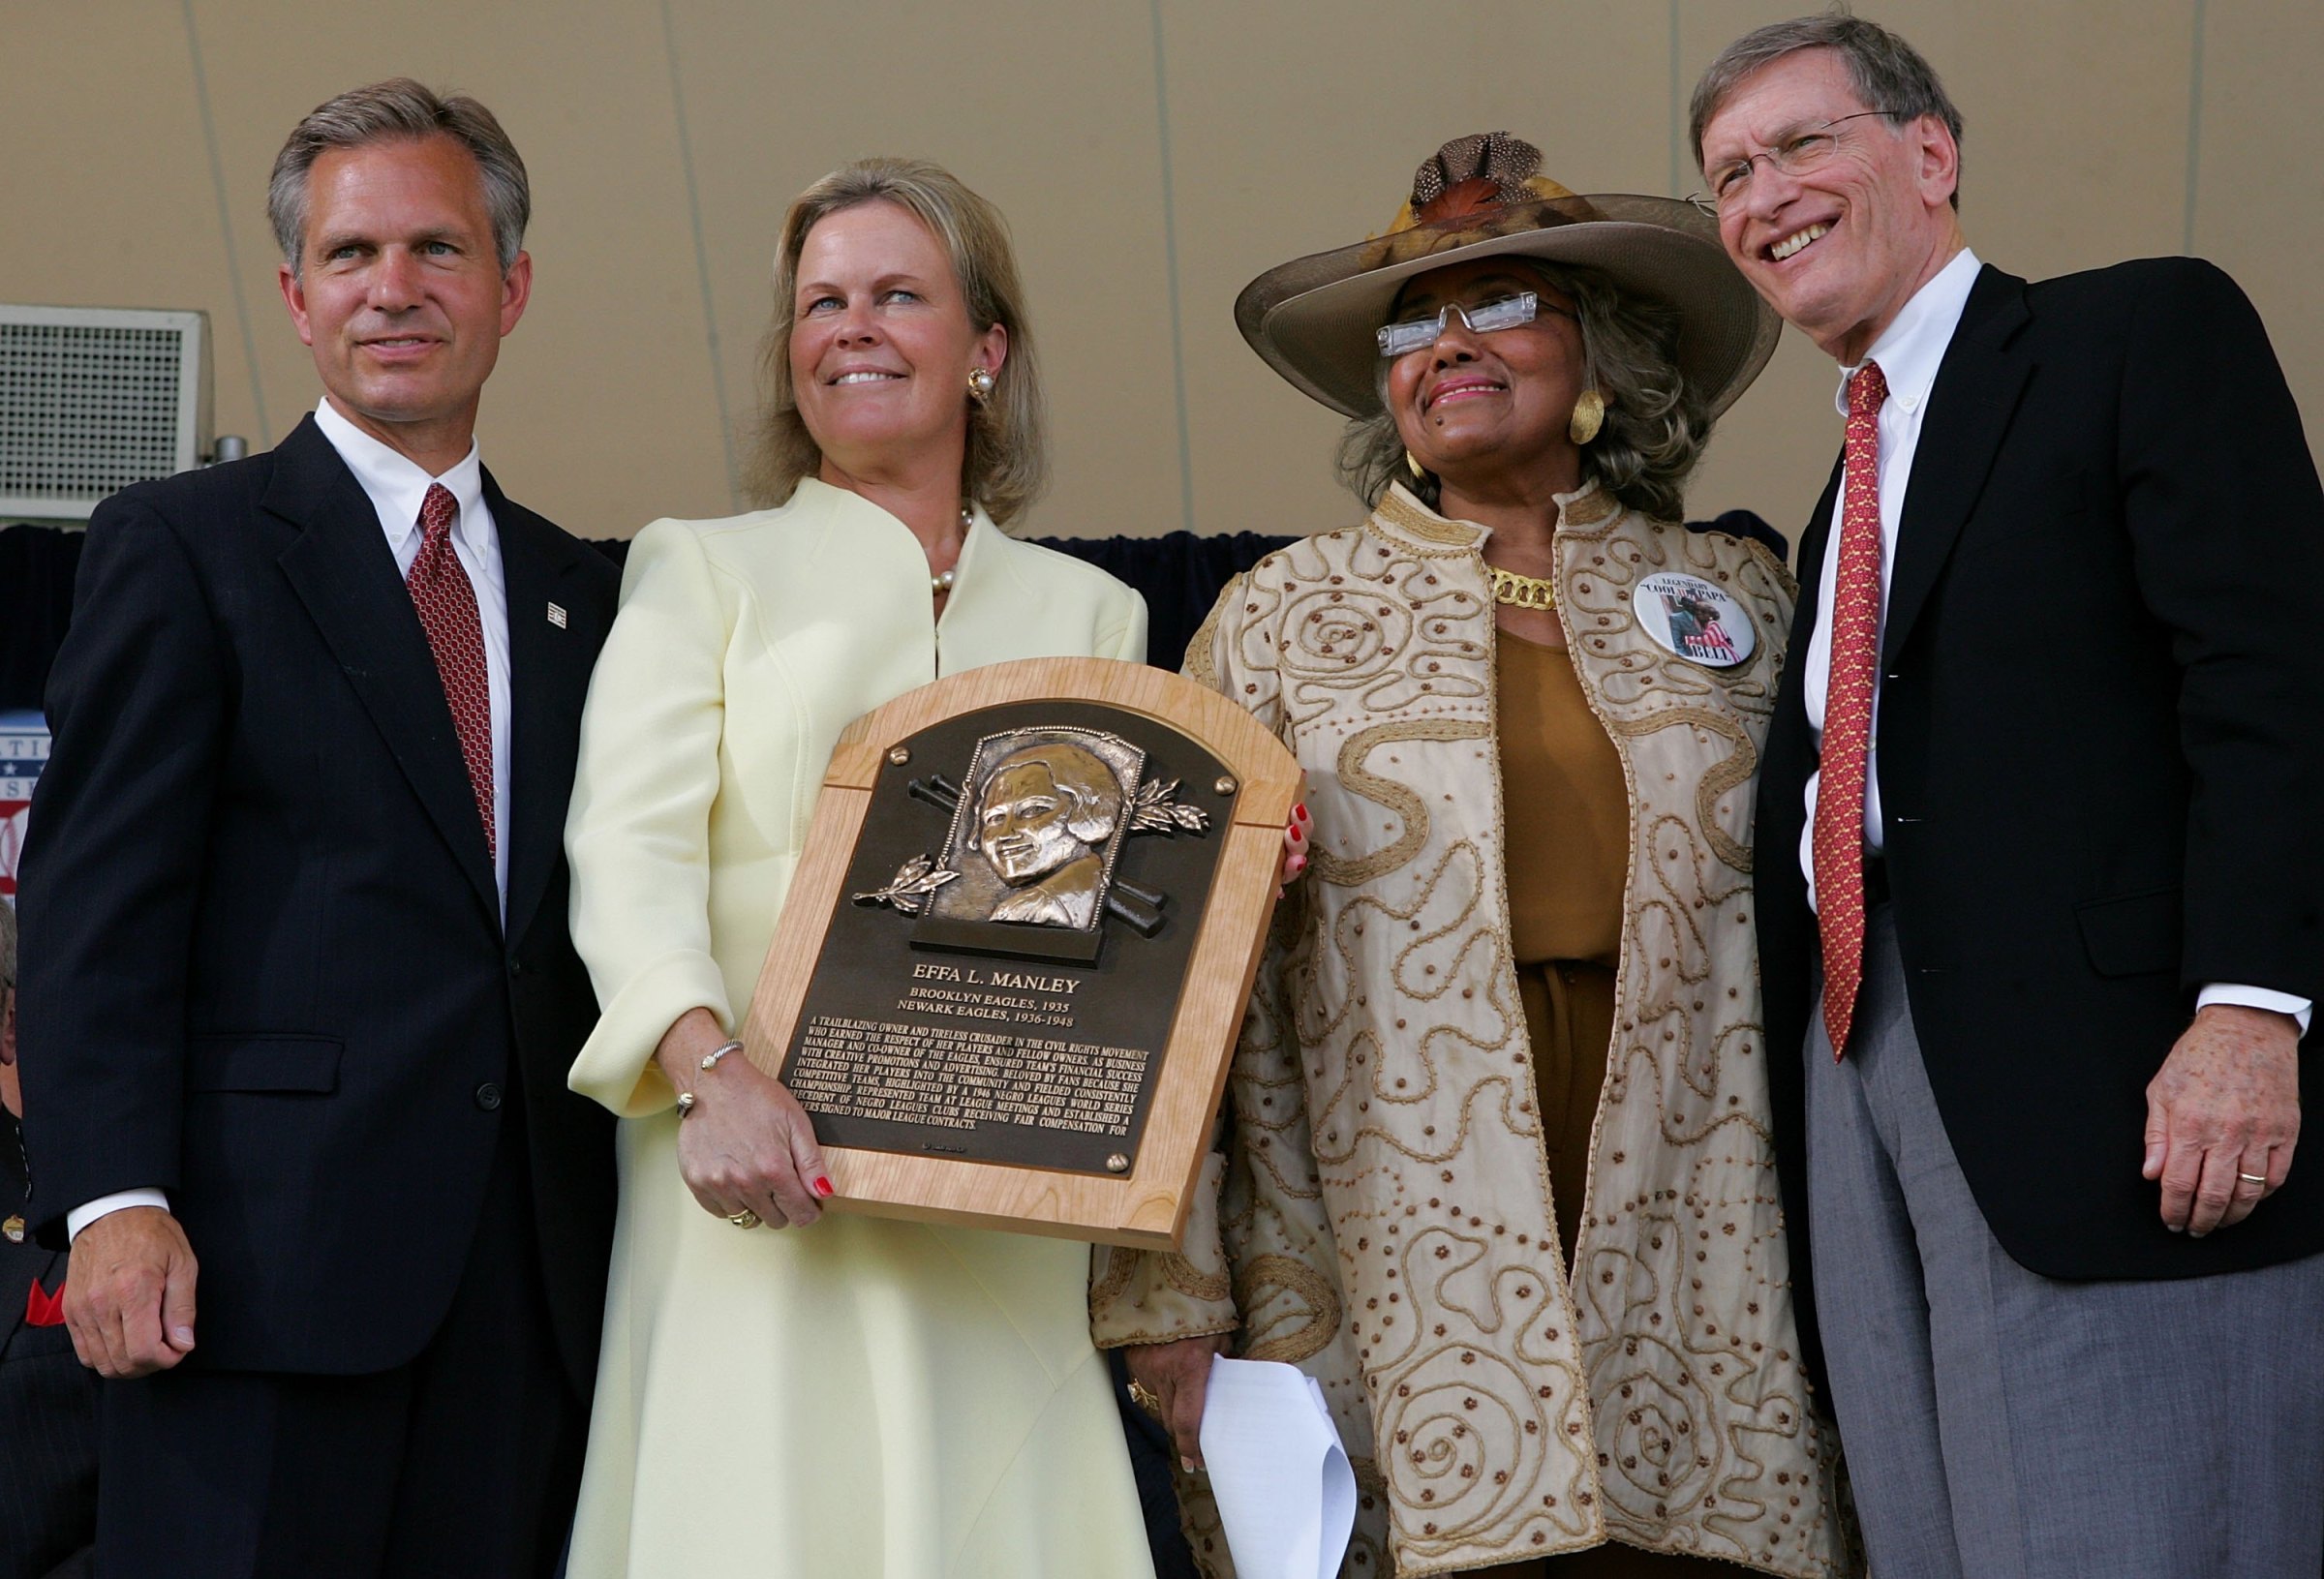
[700,1039,746,1074]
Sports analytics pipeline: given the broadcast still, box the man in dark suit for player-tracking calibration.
[1,899,97,1579]
[1692,15,2323,1578]
[16,80,616,1576]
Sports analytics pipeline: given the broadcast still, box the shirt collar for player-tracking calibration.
[312,397,488,555]
[1831,246,1983,417]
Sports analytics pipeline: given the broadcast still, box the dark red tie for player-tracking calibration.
[1813,361,1888,1058]
[408,483,494,862]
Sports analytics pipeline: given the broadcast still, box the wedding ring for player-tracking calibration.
[2237,1171,2269,1186]
[728,1208,763,1230]
[1126,1378,1163,1415]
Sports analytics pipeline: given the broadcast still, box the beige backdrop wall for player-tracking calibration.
[6,1,2318,548]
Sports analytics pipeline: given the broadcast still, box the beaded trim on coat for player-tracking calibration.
[1092,483,1859,1577]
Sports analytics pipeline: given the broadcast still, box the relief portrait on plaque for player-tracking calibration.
[743,659,1300,1249]
[967,739,1126,929]
[852,722,1214,961]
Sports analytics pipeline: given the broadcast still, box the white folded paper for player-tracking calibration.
[1198,1355,1356,1579]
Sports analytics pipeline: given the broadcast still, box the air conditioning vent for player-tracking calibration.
[1,304,212,521]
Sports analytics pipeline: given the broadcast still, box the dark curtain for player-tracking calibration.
[0,527,86,713]
[0,514,1783,712]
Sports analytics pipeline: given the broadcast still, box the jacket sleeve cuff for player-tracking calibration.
[1089,1151,1239,1347]
[566,948,735,1116]
[2196,983,2313,1036]
[66,1188,171,1242]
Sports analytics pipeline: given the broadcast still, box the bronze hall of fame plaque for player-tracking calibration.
[739,657,1301,1250]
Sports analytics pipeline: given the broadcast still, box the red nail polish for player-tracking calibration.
[1295,803,1309,821]
[813,1176,835,1199]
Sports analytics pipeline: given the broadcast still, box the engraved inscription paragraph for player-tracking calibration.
[788,1016,1150,1137]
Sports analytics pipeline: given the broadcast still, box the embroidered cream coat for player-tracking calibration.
[1091,483,1857,1578]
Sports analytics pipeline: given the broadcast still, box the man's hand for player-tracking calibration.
[2143,1004,2302,1237]
[1123,1332,1232,1472]
[64,1205,199,1378]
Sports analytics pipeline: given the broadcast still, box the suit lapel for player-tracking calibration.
[267,416,500,925]
[1762,452,1845,800]
[1794,453,1845,655]
[492,475,595,949]
[1882,265,2034,664]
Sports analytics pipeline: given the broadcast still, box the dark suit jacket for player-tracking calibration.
[1757,258,2324,1380]
[0,1120,97,1579]
[15,415,617,1392]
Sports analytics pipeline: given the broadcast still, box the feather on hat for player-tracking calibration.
[1238,132,1778,420]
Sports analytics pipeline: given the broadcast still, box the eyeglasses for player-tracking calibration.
[1697,110,1903,210]
[1376,291,1571,358]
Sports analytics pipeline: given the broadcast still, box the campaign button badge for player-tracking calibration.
[1636,571,1756,668]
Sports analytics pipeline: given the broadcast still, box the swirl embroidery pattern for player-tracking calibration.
[1093,485,1855,1578]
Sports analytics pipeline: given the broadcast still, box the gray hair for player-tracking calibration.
[268,78,531,276]
[1689,9,1965,210]
[743,158,1048,528]
[1339,262,1709,524]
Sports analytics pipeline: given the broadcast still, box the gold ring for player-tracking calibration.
[728,1208,763,1230]
[1126,1378,1163,1415]
[2238,1172,2269,1186]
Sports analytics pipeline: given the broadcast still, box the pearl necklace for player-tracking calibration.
[933,503,973,594]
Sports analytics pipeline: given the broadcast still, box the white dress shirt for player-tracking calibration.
[69,400,514,1242]
[1798,248,2309,1032]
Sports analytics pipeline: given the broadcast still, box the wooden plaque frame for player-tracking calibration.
[740,657,1301,1251]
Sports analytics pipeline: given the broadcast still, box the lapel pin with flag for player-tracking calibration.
[546,602,567,629]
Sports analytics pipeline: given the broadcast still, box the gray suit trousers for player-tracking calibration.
[1806,905,2324,1578]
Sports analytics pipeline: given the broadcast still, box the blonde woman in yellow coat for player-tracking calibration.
[561,160,1154,1578]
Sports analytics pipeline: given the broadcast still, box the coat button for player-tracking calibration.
[507,957,525,977]
[475,1082,504,1110]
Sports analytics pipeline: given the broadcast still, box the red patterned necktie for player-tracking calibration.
[408,482,495,861]
[1813,361,1888,1058]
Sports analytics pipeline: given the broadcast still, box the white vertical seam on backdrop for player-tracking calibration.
[1147,0,1198,536]
[180,0,270,443]
[1668,0,1685,197]
[2182,0,2207,255]
[660,0,739,511]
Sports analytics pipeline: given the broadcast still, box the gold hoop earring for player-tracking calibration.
[1405,449,1427,482]
[1569,388,1605,446]
[966,367,996,404]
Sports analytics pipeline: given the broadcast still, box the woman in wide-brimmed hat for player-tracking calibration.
[1093,134,1861,1577]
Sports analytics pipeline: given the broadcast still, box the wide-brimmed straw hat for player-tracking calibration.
[1237,132,1779,420]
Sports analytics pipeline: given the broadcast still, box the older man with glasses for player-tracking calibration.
[1692,13,2324,1579]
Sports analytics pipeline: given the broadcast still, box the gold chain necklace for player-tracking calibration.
[1486,564,1559,611]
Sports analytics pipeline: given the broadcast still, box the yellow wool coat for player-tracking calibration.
[1092,483,1857,1578]
[564,478,1155,1579]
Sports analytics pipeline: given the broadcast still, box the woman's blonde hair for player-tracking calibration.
[742,157,1048,527]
